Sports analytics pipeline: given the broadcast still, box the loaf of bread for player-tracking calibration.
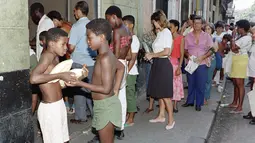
[48,59,73,83]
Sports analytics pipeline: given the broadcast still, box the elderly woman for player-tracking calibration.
[182,16,214,111]
[145,10,175,130]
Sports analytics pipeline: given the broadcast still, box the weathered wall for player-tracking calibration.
[28,0,97,40]
[0,0,33,142]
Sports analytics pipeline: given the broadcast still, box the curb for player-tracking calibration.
[205,100,221,143]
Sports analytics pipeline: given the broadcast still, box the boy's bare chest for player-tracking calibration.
[44,59,59,74]
[92,62,102,83]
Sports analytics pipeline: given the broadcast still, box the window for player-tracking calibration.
[213,0,216,6]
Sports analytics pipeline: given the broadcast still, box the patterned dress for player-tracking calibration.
[170,35,184,101]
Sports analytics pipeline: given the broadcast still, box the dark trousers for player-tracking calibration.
[187,65,208,107]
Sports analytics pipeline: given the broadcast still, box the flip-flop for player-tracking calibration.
[70,119,87,124]
[143,108,154,114]
[124,123,134,127]
[229,110,243,114]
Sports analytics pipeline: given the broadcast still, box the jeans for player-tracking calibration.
[187,65,208,106]
[205,58,216,100]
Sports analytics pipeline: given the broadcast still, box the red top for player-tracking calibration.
[171,35,183,58]
[109,36,131,52]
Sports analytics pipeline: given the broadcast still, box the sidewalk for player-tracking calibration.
[207,80,255,143]
[44,87,220,143]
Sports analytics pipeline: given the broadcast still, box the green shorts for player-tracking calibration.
[92,95,122,131]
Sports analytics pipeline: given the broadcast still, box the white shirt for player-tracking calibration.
[36,15,54,61]
[235,35,252,55]
[212,32,226,43]
[128,35,140,75]
[152,28,172,58]
[226,29,232,35]
[183,27,193,37]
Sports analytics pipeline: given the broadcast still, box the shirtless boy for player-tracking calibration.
[30,28,77,143]
[105,5,132,139]
[67,18,124,143]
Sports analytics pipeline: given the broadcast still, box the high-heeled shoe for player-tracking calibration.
[243,111,253,119]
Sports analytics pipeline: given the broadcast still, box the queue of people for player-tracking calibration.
[29,1,255,143]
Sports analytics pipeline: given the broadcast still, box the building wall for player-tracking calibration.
[0,0,33,142]
[28,0,97,40]
[99,0,154,37]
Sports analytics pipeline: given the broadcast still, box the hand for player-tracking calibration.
[82,64,89,77]
[145,53,154,61]
[65,80,82,87]
[60,72,77,83]
[114,88,119,96]
[182,22,188,28]
[194,56,204,64]
[175,67,182,76]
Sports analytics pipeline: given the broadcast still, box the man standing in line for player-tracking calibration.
[30,2,54,61]
[68,1,97,124]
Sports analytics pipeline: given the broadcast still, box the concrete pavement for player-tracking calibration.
[38,87,220,143]
[207,80,255,143]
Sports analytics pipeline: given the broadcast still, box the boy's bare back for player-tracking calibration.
[92,51,119,100]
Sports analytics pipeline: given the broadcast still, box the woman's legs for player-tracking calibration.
[162,98,174,126]
[235,78,245,111]
[229,78,239,108]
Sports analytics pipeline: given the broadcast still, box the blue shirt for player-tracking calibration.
[69,17,97,66]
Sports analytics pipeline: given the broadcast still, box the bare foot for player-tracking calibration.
[234,107,243,112]
[228,103,238,108]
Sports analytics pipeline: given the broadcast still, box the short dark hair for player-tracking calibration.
[46,28,68,45]
[30,3,44,15]
[86,18,112,41]
[105,6,122,18]
[236,19,251,32]
[223,34,232,41]
[47,11,62,21]
[75,1,89,15]
[39,31,47,41]
[190,14,196,20]
[123,15,135,26]
[193,15,203,23]
[215,21,224,28]
[169,19,180,31]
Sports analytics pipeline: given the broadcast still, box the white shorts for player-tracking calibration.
[118,59,127,130]
[38,99,69,143]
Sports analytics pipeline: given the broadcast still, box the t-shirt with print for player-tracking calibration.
[128,35,140,75]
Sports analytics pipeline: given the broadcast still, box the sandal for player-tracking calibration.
[70,119,87,124]
[143,108,154,114]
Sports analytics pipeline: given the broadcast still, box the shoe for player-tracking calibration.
[182,103,194,107]
[229,110,243,114]
[149,118,166,123]
[173,108,178,113]
[195,106,201,111]
[115,130,124,140]
[165,121,175,130]
[124,123,134,128]
[243,112,253,119]
[87,135,99,143]
[249,119,255,125]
